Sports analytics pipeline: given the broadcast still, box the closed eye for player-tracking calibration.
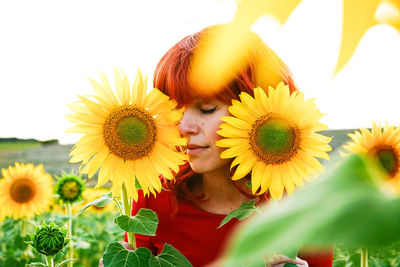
[200,106,217,114]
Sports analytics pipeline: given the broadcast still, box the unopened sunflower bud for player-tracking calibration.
[29,221,69,256]
[55,172,85,203]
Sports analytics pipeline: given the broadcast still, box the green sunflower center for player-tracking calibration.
[250,114,300,164]
[34,226,66,256]
[117,117,148,145]
[373,146,399,177]
[255,118,295,156]
[103,105,157,160]
[10,178,36,203]
[61,181,80,200]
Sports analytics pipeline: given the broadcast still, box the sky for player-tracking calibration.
[1,0,399,144]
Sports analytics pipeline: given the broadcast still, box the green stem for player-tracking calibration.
[66,203,74,267]
[113,197,123,215]
[361,247,368,267]
[121,183,136,249]
[46,255,55,267]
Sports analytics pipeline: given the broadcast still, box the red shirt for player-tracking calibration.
[128,190,333,267]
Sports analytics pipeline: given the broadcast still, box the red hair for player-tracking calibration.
[154,25,297,205]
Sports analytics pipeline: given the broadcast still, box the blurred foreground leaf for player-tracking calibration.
[225,154,400,265]
[115,208,158,236]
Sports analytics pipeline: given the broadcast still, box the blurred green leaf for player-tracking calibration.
[225,154,400,265]
[283,263,298,267]
[147,243,193,267]
[27,262,47,267]
[218,200,257,228]
[55,258,77,267]
[76,191,113,216]
[102,242,152,267]
[332,259,346,267]
[115,208,158,236]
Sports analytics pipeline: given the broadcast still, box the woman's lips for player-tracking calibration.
[187,144,208,155]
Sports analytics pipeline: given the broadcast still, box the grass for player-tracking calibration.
[0,142,42,151]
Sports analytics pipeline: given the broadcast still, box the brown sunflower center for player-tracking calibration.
[249,114,300,164]
[10,178,36,203]
[371,145,399,177]
[103,105,157,160]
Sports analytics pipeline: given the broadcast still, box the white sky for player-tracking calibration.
[1,0,399,144]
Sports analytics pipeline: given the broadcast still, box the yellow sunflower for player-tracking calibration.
[216,82,332,200]
[342,122,400,189]
[0,162,53,219]
[66,68,187,200]
[73,188,116,214]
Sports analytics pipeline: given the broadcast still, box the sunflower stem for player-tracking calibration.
[113,197,124,215]
[121,183,136,249]
[45,255,55,267]
[361,247,368,267]
[66,203,74,267]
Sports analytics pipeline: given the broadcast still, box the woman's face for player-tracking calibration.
[179,99,231,174]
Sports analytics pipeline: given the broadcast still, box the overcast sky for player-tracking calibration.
[1,0,399,144]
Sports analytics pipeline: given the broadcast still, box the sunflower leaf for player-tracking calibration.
[148,243,193,267]
[55,258,78,267]
[102,242,153,267]
[114,208,158,235]
[218,200,257,228]
[225,154,400,265]
[76,191,113,216]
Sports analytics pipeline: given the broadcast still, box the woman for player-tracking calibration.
[102,25,333,266]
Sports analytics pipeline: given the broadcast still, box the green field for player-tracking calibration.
[0,141,42,151]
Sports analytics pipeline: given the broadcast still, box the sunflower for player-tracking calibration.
[216,82,332,200]
[342,122,400,189]
[0,162,53,219]
[73,188,116,213]
[66,68,187,200]
[55,173,85,204]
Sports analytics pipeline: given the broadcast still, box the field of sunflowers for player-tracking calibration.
[1,130,400,267]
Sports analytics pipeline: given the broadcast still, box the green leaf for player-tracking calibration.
[218,200,257,228]
[27,263,47,267]
[332,259,347,267]
[114,208,158,236]
[55,258,77,267]
[148,243,193,267]
[282,247,299,260]
[102,242,153,267]
[283,263,298,267]
[225,154,400,265]
[76,191,113,216]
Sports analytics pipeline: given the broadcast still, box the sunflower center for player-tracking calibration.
[117,117,148,145]
[372,146,399,177]
[103,105,157,160]
[250,114,300,164]
[61,181,80,200]
[10,178,36,203]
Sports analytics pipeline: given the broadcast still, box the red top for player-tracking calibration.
[127,190,333,267]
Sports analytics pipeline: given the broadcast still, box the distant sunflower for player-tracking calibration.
[66,68,187,200]
[0,162,53,219]
[342,122,400,188]
[216,83,332,200]
[55,173,85,204]
[73,188,116,213]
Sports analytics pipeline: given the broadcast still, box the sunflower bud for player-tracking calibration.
[55,172,85,203]
[29,221,69,256]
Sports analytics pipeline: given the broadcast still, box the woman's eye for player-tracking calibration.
[200,106,217,114]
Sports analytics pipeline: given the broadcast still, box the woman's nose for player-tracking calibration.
[179,112,199,136]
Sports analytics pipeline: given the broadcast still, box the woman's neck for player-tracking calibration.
[192,168,254,215]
